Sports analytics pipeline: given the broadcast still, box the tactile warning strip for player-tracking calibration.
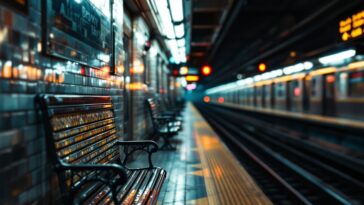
[191,105,273,205]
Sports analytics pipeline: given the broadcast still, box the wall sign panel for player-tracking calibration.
[44,0,112,69]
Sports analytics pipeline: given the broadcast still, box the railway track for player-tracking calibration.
[197,104,364,205]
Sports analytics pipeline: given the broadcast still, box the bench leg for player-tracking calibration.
[160,135,176,151]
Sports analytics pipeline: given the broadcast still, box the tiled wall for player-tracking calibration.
[0,1,183,204]
[0,1,124,204]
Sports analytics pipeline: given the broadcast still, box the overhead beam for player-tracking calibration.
[205,0,362,87]
[207,0,248,63]
[193,7,225,12]
[191,42,211,47]
[192,25,220,29]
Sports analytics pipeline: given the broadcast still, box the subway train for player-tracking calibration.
[206,49,364,120]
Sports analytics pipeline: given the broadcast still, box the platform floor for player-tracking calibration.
[149,104,272,205]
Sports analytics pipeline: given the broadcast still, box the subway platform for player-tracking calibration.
[132,104,272,205]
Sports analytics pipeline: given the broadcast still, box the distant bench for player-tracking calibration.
[146,98,182,150]
[38,95,166,204]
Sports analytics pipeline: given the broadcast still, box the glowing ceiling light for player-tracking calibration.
[154,0,175,39]
[283,63,305,75]
[318,49,356,65]
[303,61,313,70]
[177,39,186,47]
[169,0,184,22]
[179,54,186,63]
[175,24,185,38]
[153,0,186,64]
[179,47,186,54]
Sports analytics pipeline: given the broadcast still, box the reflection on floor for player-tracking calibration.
[130,104,272,205]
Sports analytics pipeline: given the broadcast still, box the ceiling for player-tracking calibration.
[189,0,234,66]
[188,0,364,88]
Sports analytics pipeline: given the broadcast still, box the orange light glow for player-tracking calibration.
[201,65,212,76]
[290,51,297,58]
[185,75,199,82]
[100,66,111,73]
[3,61,12,78]
[126,82,147,91]
[258,63,267,72]
[326,75,335,83]
[348,60,364,69]
[116,65,125,74]
[218,97,224,103]
[309,67,336,76]
[131,61,144,74]
[203,96,210,103]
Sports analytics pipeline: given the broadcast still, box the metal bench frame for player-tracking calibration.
[37,95,166,204]
[146,98,181,150]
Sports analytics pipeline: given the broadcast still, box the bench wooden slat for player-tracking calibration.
[136,168,163,204]
[147,170,167,205]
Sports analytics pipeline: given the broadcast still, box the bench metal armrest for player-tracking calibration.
[57,162,128,204]
[115,140,159,168]
[58,162,128,184]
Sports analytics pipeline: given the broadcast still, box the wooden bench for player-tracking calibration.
[148,98,182,126]
[156,98,184,119]
[37,95,166,205]
[146,98,181,150]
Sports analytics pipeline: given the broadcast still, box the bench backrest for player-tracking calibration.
[38,95,120,166]
[146,98,162,129]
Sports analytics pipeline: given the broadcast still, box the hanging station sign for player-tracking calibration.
[339,10,364,42]
[44,0,112,68]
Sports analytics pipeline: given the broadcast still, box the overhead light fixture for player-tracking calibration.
[174,24,185,38]
[303,61,313,70]
[177,39,186,47]
[154,0,174,38]
[318,49,356,65]
[169,0,184,22]
[283,63,304,75]
[153,0,186,64]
